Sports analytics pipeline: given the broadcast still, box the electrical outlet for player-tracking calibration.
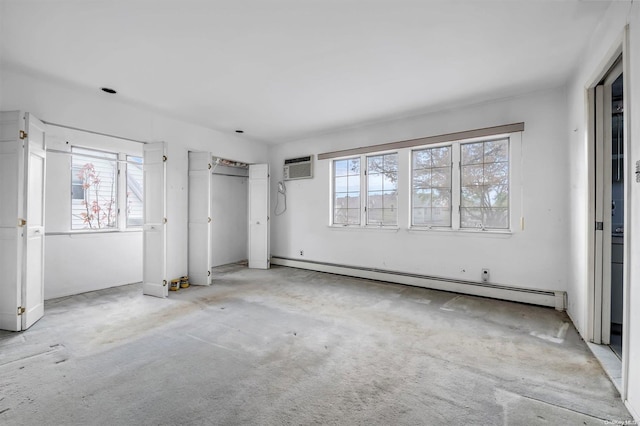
[299,250,304,256]
[482,268,490,282]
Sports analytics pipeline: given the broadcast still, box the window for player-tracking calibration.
[367,153,398,226]
[71,148,144,231]
[71,147,118,230]
[333,157,361,225]
[460,139,509,229]
[126,156,144,227]
[412,146,451,227]
[332,136,511,231]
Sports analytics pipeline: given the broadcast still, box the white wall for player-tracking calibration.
[0,67,268,298]
[566,1,640,419]
[211,173,248,266]
[269,88,569,293]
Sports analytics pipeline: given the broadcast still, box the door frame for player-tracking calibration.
[586,26,631,399]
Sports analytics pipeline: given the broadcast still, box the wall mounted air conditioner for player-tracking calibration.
[283,155,313,180]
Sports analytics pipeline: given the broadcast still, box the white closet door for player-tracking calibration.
[0,112,25,331]
[188,151,212,285]
[143,142,167,298]
[22,113,46,330]
[0,111,46,331]
[248,164,270,269]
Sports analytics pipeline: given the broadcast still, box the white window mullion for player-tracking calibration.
[451,142,461,230]
[118,153,126,231]
[361,155,366,227]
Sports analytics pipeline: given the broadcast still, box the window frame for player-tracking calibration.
[409,136,511,232]
[331,151,400,228]
[410,145,453,228]
[332,156,362,226]
[329,134,514,233]
[70,146,144,232]
[365,152,399,227]
[459,137,510,231]
[70,146,120,231]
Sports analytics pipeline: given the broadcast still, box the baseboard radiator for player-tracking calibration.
[270,256,566,311]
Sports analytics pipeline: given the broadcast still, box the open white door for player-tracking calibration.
[143,142,167,298]
[0,112,26,331]
[22,113,46,329]
[248,164,270,269]
[0,111,46,331]
[188,151,212,285]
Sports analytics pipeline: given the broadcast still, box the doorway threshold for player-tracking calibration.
[587,342,622,393]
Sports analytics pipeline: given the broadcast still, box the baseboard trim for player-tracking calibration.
[625,400,640,423]
[271,256,565,310]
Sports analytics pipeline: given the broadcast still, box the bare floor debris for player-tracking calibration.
[0,264,633,425]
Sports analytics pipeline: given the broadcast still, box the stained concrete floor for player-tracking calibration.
[0,264,633,425]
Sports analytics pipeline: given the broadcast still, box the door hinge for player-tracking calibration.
[18,218,27,227]
[207,271,211,277]
[208,217,212,223]
[19,130,28,140]
[208,163,212,170]
[163,155,167,162]
[17,306,25,315]
[163,218,168,224]
[595,221,604,231]
[162,280,167,286]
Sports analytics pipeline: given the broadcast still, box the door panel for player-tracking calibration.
[22,113,46,329]
[143,142,167,298]
[593,61,623,345]
[248,164,269,269]
[0,111,23,331]
[188,151,212,285]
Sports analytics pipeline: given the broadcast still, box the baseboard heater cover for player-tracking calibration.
[270,256,565,311]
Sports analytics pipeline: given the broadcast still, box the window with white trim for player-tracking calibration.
[333,157,361,225]
[71,147,118,230]
[410,138,510,230]
[411,146,451,227]
[366,153,398,226]
[460,138,509,229]
[331,136,511,231]
[71,147,144,230]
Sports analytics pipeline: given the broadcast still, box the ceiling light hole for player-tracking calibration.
[235,130,244,134]
[101,87,117,94]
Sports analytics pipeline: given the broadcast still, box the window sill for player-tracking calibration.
[46,228,143,236]
[328,225,400,232]
[407,227,512,237]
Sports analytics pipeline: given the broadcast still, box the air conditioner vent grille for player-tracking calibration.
[284,155,313,180]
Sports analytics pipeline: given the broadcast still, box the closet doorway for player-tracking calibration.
[592,58,626,358]
[210,157,250,268]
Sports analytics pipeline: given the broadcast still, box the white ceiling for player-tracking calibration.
[1,0,612,144]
